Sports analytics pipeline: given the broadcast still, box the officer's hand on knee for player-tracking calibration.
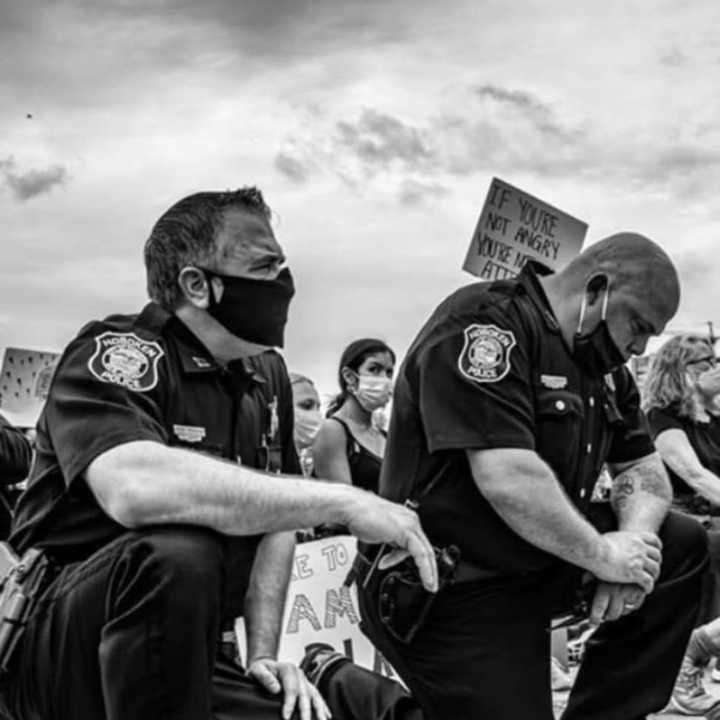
[246,658,331,720]
[342,492,439,592]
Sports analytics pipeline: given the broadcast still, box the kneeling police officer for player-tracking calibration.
[1,188,437,720]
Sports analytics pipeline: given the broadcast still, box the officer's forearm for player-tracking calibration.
[86,440,359,535]
[244,531,295,664]
[609,454,672,534]
[468,449,606,572]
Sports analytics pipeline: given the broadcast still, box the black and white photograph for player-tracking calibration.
[2,2,720,718]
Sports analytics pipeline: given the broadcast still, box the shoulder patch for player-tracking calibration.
[458,323,516,383]
[87,331,164,392]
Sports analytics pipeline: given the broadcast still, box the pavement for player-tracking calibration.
[552,665,720,719]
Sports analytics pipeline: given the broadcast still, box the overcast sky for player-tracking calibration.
[2,0,720,397]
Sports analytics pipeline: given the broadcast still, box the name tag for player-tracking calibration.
[540,374,568,390]
[172,424,206,443]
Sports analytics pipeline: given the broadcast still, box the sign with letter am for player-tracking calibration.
[463,177,588,280]
[235,535,399,679]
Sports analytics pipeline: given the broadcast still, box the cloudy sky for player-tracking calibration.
[2,0,720,397]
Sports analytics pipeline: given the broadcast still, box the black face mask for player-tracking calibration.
[573,320,626,375]
[572,282,626,375]
[201,267,295,347]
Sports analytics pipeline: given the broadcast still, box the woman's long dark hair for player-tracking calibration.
[326,338,395,417]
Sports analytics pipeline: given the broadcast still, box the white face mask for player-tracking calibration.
[353,374,393,412]
[294,409,323,450]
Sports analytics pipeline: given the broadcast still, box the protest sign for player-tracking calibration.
[463,177,588,280]
[0,347,60,428]
[236,535,398,679]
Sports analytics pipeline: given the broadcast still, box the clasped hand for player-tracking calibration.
[594,529,662,594]
[587,529,662,627]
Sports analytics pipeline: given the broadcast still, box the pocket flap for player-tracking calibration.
[536,389,584,418]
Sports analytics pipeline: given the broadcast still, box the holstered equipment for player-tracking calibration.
[0,542,49,675]
[352,542,461,644]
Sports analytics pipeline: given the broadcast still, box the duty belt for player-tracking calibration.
[346,544,494,589]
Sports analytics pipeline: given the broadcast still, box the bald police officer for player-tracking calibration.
[359,233,708,720]
[5,188,437,720]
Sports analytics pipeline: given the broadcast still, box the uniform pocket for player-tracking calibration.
[536,389,584,420]
[535,389,584,480]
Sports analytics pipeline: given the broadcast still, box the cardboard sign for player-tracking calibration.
[463,177,588,280]
[236,536,398,679]
[0,347,60,428]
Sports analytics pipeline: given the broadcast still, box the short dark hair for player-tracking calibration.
[144,187,272,309]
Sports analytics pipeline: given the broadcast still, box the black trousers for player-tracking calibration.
[359,510,709,720]
[5,526,417,720]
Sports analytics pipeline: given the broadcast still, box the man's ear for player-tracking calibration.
[178,266,213,309]
[585,274,609,308]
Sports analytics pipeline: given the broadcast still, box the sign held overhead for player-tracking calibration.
[0,347,60,428]
[463,177,588,280]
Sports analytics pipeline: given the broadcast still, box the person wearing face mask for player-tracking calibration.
[644,334,720,716]
[3,188,440,720]
[355,232,709,720]
[290,372,323,477]
[312,339,395,495]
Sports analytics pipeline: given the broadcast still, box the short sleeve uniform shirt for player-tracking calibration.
[380,262,654,576]
[11,302,299,586]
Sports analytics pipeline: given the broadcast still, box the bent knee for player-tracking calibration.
[659,511,709,575]
[128,525,226,587]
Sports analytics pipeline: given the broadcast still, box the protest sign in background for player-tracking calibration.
[236,535,398,679]
[463,177,588,281]
[0,347,60,428]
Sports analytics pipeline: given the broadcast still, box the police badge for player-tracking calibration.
[88,331,164,392]
[458,323,516,383]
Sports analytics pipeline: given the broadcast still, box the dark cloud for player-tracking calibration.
[276,80,720,206]
[474,84,574,140]
[0,0,420,110]
[274,152,310,184]
[0,157,68,201]
[274,88,585,197]
[324,87,584,183]
[335,110,433,173]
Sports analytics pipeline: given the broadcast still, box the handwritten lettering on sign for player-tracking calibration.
[235,536,399,679]
[463,177,588,281]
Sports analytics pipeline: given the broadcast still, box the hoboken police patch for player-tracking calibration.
[458,324,516,383]
[88,331,164,392]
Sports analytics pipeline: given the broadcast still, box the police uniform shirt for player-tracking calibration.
[380,261,654,576]
[11,302,300,569]
[647,403,720,511]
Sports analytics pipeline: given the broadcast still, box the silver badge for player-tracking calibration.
[87,331,164,392]
[458,324,517,384]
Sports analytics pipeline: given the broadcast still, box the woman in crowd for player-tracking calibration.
[312,338,395,494]
[290,372,323,477]
[643,333,720,717]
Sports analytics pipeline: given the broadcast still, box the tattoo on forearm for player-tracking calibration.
[613,476,636,508]
[610,461,671,511]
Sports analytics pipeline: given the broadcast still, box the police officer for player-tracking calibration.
[5,188,437,720]
[358,232,709,720]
